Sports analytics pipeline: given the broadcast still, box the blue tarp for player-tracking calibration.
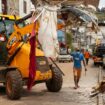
[57,30,65,43]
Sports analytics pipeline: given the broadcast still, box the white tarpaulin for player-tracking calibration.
[38,6,59,58]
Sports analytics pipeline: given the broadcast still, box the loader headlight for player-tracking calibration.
[36,56,50,71]
[39,61,46,65]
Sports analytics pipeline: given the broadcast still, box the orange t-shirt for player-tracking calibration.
[84,52,90,58]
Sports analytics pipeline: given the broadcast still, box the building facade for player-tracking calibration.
[0,0,34,17]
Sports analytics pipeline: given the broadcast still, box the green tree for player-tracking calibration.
[66,32,73,51]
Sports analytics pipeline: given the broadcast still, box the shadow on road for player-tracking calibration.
[22,88,47,97]
[0,85,48,98]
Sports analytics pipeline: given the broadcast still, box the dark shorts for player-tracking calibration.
[73,67,82,76]
[73,67,82,70]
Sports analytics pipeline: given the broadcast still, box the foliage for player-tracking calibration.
[66,32,74,51]
[95,12,105,20]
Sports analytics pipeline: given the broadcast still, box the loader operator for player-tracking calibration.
[71,48,87,89]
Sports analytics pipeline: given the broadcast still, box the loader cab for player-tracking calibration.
[0,15,25,64]
[0,15,25,38]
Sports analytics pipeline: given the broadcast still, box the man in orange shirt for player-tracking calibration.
[84,49,90,65]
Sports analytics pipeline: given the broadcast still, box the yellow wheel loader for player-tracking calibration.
[0,13,63,100]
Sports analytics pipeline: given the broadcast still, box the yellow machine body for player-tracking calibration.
[0,14,52,82]
[9,43,52,81]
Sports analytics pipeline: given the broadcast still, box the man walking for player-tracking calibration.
[84,49,90,65]
[71,48,87,89]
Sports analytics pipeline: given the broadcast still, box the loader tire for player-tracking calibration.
[6,70,22,100]
[46,67,63,92]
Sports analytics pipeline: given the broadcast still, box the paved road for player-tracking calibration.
[0,60,105,105]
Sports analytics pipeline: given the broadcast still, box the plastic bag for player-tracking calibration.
[38,6,59,58]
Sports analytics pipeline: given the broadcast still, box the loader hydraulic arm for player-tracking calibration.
[7,13,38,49]
[7,23,34,48]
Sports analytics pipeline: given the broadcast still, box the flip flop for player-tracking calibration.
[77,85,80,88]
[73,86,77,89]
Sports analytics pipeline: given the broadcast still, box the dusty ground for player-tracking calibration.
[0,60,105,105]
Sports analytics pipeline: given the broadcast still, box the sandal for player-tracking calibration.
[77,85,80,88]
[73,86,77,89]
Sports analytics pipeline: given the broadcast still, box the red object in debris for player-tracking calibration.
[27,22,36,90]
[59,42,66,48]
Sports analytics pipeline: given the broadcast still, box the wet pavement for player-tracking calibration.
[0,59,105,105]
